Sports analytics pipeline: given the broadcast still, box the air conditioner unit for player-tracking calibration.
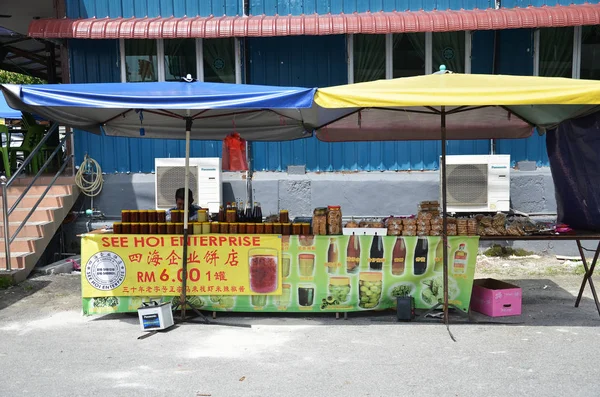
[441,155,510,213]
[155,158,222,213]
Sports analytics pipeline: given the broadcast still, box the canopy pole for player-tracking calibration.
[181,115,192,321]
[441,106,449,326]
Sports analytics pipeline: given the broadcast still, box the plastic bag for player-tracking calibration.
[222,132,248,171]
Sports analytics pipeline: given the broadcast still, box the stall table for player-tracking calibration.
[480,233,600,317]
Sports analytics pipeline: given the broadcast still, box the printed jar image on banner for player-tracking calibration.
[298,284,315,307]
[298,253,315,277]
[249,248,278,294]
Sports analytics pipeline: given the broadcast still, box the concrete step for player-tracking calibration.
[0,237,42,253]
[0,252,33,270]
[10,176,75,187]
[0,221,52,238]
[2,184,74,196]
[0,194,65,208]
[0,207,59,222]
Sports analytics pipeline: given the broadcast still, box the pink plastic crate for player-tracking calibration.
[470,278,522,317]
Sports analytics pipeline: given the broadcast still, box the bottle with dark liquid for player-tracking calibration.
[391,237,407,276]
[346,235,360,273]
[238,201,245,222]
[254,202,263,223]
[231,202,238,222]
[217,206,225,222]
[244,202,252,223]
[413,238,428,275]
[369,235,384,271]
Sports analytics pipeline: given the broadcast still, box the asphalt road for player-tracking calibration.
[1,273,599,397]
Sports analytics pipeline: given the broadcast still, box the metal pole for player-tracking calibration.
[1,176,11,271]
[180,115,192,320]
[246,141,253,206]
[440,106,449,325]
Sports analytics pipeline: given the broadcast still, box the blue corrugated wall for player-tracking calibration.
[67,0,555,172]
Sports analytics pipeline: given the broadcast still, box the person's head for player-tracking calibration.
[175,188,194,210]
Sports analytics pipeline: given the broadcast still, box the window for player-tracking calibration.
[539,28,574,78]
[432,32,466,73]
[581,26,600,80]
[393,33,426,78]
[203,38,236,84]
[351,32,470,82]
[121,38,239,83]
[164,39,196,82]
[353,35,386,83]
[124,40,158,82]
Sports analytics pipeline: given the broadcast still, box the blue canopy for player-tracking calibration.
[0,93,20,119]
[1,81,350,141]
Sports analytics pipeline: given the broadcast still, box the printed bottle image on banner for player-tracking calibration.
[327,238,339,274]
[369,235,384,271]
[413,238,428,275]
[346,235,360,274]
[391,237,407,276]
[434,239,444,272]
[453,243,468,275]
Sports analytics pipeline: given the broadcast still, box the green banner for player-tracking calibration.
[83,235,478,315]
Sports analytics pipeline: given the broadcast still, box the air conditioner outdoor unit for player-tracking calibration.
[155,158,222,213]
[441,155,510,213]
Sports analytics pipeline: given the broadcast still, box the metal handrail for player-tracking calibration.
[6,122,59,187]
[1,124,69,271]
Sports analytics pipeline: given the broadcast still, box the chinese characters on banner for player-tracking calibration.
[81,234,282,297]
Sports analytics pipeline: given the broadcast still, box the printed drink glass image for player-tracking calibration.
[298,284,315,306]
[274,284,292,307]
[249,248,279,293]
[282,254,291,278]
[298,254,315,277]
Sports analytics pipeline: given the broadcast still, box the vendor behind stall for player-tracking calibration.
[166,188,204,222]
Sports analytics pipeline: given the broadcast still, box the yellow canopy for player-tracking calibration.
[313,73,600,142]
[314,74,600,108]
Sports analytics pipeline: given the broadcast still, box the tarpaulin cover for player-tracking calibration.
[547,112,600,231]
[0,94,20,119]
[314,74,600,141]
[0,81,353,141]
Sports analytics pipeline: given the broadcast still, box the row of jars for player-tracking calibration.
[113,221,312,235]
[120,209,210,223]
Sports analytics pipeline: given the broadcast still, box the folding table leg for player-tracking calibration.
[575,240,600,317]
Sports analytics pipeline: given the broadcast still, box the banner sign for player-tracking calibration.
[81,234,282,297]
[83,235,478,315]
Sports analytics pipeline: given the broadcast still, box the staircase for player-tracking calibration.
[0,176,80,283]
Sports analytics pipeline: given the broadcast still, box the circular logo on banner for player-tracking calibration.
[442,47,455,60]
[85,252,126,291]
[213,58,225,70]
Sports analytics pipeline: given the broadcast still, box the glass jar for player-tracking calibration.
[229,222,239,234]
[248,248,278,293]
[210,222,219,234]
[292,223,302,235]
[166,223,176,234]
[327,205,342,235]
[157,223,167,234]
[202,222,210,234]
[329,277,351,304]
[255,223,264,234]
[149,223,158,234]
[121,210,131,222]
[176,223,184,234]
[130,211,140,223]
[358,272,383,309]
[264,223,274,234]
[131,223,140,234]
[139,210,149,223]
[279,210,289,223]
[197,209,208,222]
[113,222,122,234]
[226,210,237,223]
[193,222,202,235]
[238,223,247,234]
[282,223,291,236]
[148,210,158,223]
[301,223,311,236]
[121,223,131,234]
[219,222,229,234]
[273,223,282,235]
[140,223,149,234]
[312,208,327,235]
[157,210,166,223]
[246,223,255,234]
